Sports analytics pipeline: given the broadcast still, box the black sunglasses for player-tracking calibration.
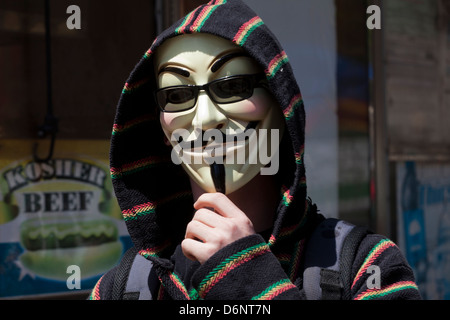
[155,73,266,113]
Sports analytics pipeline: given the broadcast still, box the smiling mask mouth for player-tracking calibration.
[176,121,259,151]
[174,121,258,195]
[207,122,258,194]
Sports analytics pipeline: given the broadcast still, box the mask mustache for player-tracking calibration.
[177,121,259,150]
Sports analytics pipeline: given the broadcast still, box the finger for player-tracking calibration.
[181,238,215,264]
[194,193,242,218]
[192,207,225,228]
[181,238,203,262]
[185,219,214,243]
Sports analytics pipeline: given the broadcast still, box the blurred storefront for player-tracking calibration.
[379,0,450,300]
[0,0,155,299]
[0,0,448,299]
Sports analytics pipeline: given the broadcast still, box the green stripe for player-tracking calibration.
[175,10,195,33]
[251,279,291,300]
[189,288,199,300]
[196,0,227,32]
[268,56,289,80]
[359,285,419,300]
[110,163,158,180]
[198,242,267,290]
[123,209,155,221]
[239,21,264,46]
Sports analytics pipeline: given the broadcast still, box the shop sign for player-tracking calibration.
[0,140,130,298]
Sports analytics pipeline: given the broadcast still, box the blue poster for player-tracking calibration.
[397,161,450,300]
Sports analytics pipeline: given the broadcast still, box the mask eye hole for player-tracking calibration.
[156,87,198,112]
[166,88,195,104]
[209,77,253,102]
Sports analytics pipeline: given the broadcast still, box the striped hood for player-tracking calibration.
[110,0,317,298]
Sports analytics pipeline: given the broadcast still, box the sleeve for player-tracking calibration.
[190,234,305,300]
[87,266,117,300]
[349,234,422,300]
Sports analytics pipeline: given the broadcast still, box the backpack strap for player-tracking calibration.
[112,246,138,300]
[112,246,159,300]
[339,225,372,300]
[303,218,366,300]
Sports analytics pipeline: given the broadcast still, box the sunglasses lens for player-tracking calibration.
[156,74,264,112]
[209,77,254,103]
[157,87,196,112]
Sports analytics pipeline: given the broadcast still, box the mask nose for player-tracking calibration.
[192,92,228,131]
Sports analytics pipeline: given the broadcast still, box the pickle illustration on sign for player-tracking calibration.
[0,156,123,281]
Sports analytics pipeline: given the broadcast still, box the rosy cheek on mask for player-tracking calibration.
[222,90,273,122]
[160,110,195,132]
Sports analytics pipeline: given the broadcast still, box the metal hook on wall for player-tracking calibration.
[33,0,58,163]
[33,114,58,163]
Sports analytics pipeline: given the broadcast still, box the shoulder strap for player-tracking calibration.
[303,218,367,300]
[112,246,158,300]
[112,246,138,300]
[339,225,371,300]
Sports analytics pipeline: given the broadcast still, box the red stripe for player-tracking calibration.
[351,240,396,289]
[168,272,190,300]
[176,9,196,34]
[267,51,286,72]
[265,283,296,300]
[200,246,270,298]
[233,16,260,43]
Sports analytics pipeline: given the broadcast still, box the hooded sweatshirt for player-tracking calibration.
[89,0,421,300]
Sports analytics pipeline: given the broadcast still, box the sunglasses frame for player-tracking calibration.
[155,73,266,113]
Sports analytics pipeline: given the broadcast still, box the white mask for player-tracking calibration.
[154,33,285,194]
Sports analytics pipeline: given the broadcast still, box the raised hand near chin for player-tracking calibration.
[182,192,255,264]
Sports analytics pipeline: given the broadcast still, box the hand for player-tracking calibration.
[182,193,255,264]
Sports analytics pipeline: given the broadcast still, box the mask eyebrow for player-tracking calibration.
[211,52,249,73]
[158,66,191,78]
